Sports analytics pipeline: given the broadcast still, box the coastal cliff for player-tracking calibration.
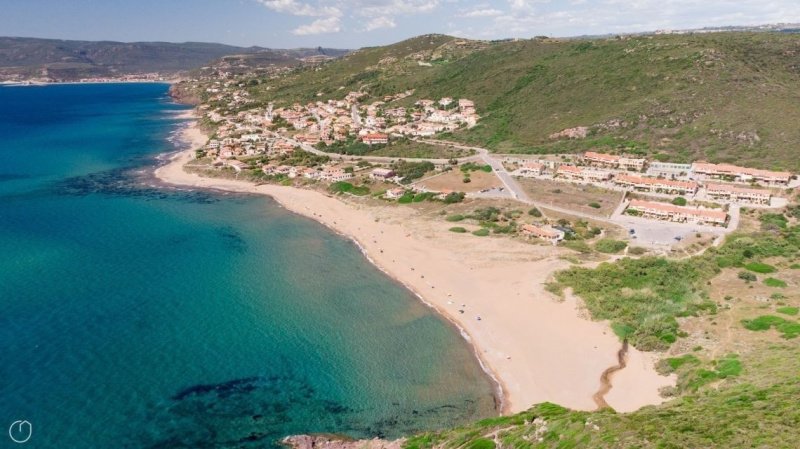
[169,82,202,105]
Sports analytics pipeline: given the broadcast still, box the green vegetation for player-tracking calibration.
[392,160,435,184]
[528,207,542,217]
[776,306,799,316]
[472,228,490,237]
[594,239,627,254]
[397,192,415,204]
[329,182,370,196]
[744,262,776,273]
[243,33,800,171]
[446,214,465,222]
[587,202,601,209]
[550,257,717,350]
[737,271,757,282]
[742,315,800,339]
[763,277,787,288]
[449,227,468,233]
[672,196,688,206]
[443,192,466,204]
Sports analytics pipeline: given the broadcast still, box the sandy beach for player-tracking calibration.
[155,118,675,414]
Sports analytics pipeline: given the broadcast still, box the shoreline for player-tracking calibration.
[154,116,675,415]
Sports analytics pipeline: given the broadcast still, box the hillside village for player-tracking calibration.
[174,32,800,254]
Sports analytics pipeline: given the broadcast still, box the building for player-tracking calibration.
[626,199,728,226]
[647,162,693,177]
[517,162,545,177]
[614,174,699,195]
[361,133,389,145]
[705,183,772,205]
[583,151,646,171]
[556,165,612,182]
[520,224,565,244]
[384,187,406,199]
[370,168,396,180]
[691,162,792,186]
[321,167,354,182]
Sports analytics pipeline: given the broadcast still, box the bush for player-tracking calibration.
[472,228,490,237]
[763,278,787,288]
[528,207,542,217]
[737,271,757,282]
[330,182,370,196]
[745,262,776,273]
[443,192,466,204]
[672,196,688,206]
[776,307,799,316]
[588,202,602,209]
[412,192,436,202]
[446,214,465,222]
[742,315,800,338]
[628,246,648,256]
[449,227,468,233]
[563,240,592,253]
[397,192,415,204]
[595,239,628,254]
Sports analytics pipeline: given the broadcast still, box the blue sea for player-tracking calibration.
[0,83,495,448]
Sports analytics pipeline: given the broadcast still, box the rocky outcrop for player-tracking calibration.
[549,126,588,140]
[282,435,405,449]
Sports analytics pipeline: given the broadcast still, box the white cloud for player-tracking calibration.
[292,16,342,34]
[353,0,440,17]
[257,0,341,17]
[363,16,397,31]
[459,8,504,18]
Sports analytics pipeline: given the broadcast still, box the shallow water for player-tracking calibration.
[0,83,495,448]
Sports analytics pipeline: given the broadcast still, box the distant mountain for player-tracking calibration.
[0,37,349,81]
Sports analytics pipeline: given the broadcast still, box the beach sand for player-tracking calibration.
[155,119,675,414]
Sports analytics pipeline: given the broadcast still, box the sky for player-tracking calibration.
[2,0,799,49]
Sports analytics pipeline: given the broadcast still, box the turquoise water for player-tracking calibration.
[0,84,495,448]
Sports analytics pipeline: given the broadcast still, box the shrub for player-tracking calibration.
[528,207,542,217]
[745,262,776,273]
[588,202,602,209]
[776,307,799,316]
[443,192,466,204]
[763,278,787,288]
[412,192,436,202]
[449,227,468,233]
[595,239,628,254]
[628,246,648,255]
[397,192,415,204]
[563,240,592,253]
[672,196,688,206]
[742,315,800,339]
[446,214,465,222]
[737,271,757,282]
[330,182,370,196]
[472,228,490,237]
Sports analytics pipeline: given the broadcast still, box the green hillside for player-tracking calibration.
[0,37,349,80]
[244,33,800,171]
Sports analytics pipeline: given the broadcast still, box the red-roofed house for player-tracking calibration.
[626,199,728,226]
[361,133,389,145]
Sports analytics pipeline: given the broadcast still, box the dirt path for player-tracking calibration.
[593,340,629,410]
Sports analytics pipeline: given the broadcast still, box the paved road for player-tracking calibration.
[285,134,743,244]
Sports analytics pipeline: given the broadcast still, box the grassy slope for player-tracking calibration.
[401,208,800,448]
[404,344,799,449]
[248,33,800,171]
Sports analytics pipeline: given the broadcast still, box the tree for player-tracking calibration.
[528,207,542,217]
[672,197,688,206]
